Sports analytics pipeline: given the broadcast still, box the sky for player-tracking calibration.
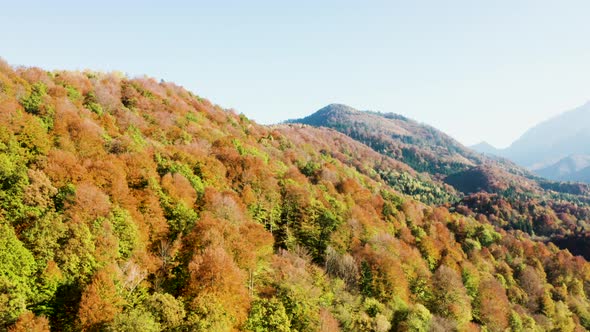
[2,0,590,148]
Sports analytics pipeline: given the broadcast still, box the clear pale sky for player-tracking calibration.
[2,0,590,148]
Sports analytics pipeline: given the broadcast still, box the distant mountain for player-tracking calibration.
[290,104,535,193]
[470,141,501,156]
[570,166,590,183]
[501,101,590,168]
[290,104,481,176]
[536,154,590,181]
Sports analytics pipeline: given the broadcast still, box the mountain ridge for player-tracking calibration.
[291,104,480,175]
[290,103,538,190]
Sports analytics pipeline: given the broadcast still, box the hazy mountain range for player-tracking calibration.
[472,101,590,183]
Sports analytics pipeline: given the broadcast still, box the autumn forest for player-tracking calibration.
[2,59,590,332]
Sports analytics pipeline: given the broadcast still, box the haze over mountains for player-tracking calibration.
[536,155,590,183]
[472,101,590,183]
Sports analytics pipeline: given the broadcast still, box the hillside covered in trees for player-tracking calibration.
[289,104,529,179]
[2,60,590,331]
[291,104,590,262]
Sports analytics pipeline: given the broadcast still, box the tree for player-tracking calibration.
[325,246,358,288]
[105,308,160,332]
[517,265,545,312]
[0,222,36,326]
[475,277,510,332]
[430,265,472,327]
[143,292,186,329]
[8,311,50,332]
[77,266,124,331]
[187,245,249,329]
[244,298,291,332]
[397,304,432,332]
[109,207,139,259]
[56,220,98,282]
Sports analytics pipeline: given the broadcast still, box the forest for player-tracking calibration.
[293,104,590,264]
[1,60,590,331]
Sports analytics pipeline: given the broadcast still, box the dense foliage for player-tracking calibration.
[293,103,590,264]
[1,61,590,331]
[291,104,508,177]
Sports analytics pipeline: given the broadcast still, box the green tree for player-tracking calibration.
[143,292,186,329]
[106,308,161,332]
[398,304,432,332]
[244,298,291,332]
[109,207,139,259]
[0,222,37,326]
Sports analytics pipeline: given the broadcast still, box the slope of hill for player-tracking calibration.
[1,61,590,331]
[291,104,493,177]
[290,103,590,258]
[290,104,539,192]
[444,165,538,195]
[271,124,459,205]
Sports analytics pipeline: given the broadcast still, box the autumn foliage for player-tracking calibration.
[1,59,590,331]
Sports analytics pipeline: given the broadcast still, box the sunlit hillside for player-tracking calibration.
[1,61,590,331]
